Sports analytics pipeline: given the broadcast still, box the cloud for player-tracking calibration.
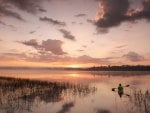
[29,31,36,34]
[95,0,129,28]
[0,51,114,66]
[0,52,28,61]
[42,39,66,55]
[21,39,39,47]
[29,54,113,65]
[110,45,127,55]
[95,27,109,34]
[0,20,6,25]
[59,29,76,41]
[0,0,47,14]
[76,55,112,64]
[77,49,84,52]
[71,21,76,24]
[40,17,66,27]
[75,13,87,17]
[123,51,144,62]
[0,20,15,28]
[82,45,87,48]
[116,45,127,49]
[38,8,47,13]
[95,0,150,33]
[0,5,24,21]
[0,20,7,26]
[0,0,48,22]
[19,39,66,55]
[57,102,74,113]
[86,19,109,34]
[91,40,95,43]
[79,22,83,25]
[87,19,95,24]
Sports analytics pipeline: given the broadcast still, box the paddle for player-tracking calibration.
[112,84,130,91]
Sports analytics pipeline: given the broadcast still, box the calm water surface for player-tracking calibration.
[0,69,150,113]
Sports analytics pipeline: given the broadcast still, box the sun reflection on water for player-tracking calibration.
[69,73,80,77]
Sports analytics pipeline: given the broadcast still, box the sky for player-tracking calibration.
[0,0,150,67]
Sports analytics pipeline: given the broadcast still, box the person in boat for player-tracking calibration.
[118,83,124,98]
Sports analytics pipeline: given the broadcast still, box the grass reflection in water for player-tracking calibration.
[0,77,97,113]
[128,90,150,113]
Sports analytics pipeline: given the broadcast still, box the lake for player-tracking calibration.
[0,69,150,113]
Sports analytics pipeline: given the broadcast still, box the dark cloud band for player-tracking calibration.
[40,17,66,27]
[59,29,76,41]
[95,0,150,33]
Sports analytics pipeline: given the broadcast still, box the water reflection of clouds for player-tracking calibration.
[0,77,96,113]
[0,70,150,113]
[57,102,75,113]
[130,80,142,86]
[96,109,111,113]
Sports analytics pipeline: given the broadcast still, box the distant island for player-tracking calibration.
[0,65,150,71]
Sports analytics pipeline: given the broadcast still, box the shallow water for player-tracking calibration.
[0,69,150,113]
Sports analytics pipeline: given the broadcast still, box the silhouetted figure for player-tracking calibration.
[118,83,124,98]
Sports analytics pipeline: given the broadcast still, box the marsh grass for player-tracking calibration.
[129,90,150,113]
[0,77,96,113]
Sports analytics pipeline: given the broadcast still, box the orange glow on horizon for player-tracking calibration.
[67,64,81,68]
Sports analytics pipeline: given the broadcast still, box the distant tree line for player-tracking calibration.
[87,65,150,71]
[0,65,150,71]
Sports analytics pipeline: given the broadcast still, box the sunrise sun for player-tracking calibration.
[67,64,81,68]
